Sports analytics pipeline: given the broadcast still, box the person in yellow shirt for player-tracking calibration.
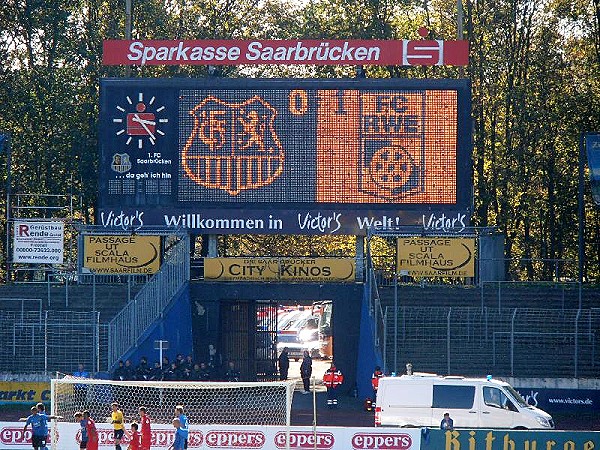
[111,402,125,450]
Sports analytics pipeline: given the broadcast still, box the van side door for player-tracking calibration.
[481,386,518,428]
[432,384,479,428]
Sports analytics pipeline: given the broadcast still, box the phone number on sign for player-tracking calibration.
[14,247,62,253]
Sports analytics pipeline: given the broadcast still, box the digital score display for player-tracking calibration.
[99,78,471,235]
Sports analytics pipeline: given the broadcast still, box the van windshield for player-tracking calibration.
[504,385,529,408]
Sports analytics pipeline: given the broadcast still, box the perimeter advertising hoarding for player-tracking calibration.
[422,429,600,450]
[0,423,421,450]
[397,237,475,277]
[98,78,472,235]
[103,39,469,66]
[12,221,64,264]
[82,235,161,274]
[204,257,355,282]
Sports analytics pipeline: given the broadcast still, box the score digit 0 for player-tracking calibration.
[288,90,308,115]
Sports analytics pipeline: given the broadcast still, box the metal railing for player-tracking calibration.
[107,235,190,368]
[384,306,600,378]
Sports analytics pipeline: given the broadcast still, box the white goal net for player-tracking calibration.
[51,376,295,427]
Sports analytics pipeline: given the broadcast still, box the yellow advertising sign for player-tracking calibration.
[204,258,355,282]
[83,235,161,274]
[397,237,475,277]
[0,381,51,404]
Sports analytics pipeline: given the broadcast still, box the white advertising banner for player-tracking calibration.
[12,221,64,264]
[0,423,421,450]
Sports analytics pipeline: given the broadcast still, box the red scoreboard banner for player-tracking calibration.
[98,78,472,235]
[103,39,469,66]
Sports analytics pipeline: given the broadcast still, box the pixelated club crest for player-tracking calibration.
[358,94,425,201]
[182,95,284,195]
[111,153,132,173]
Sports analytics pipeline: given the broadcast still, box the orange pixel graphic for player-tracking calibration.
[316,89,457,203]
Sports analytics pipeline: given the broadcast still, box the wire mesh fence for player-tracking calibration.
[0,310,101,375]
[384,307,600,379]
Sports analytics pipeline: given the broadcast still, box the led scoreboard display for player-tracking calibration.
[99,78,472,235]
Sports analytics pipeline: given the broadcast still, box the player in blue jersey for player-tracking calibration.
[168,418,185,450]
[33,402,62,450]
[174,405,189,449]
[23,406,48,450]
[74,412,88,449]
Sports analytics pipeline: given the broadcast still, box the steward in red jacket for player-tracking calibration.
[323,362,344,408]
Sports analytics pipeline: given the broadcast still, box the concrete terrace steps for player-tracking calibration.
[0,283,140,322]
[377,284,599,310]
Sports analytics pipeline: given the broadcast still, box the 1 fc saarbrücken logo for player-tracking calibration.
[182,95,284,196]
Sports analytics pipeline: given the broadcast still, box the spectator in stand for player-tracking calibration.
[112,360,127,381]
[162,356,170,370]
[149,361,162,381]
[278,348,290,381]
[175,354,185,370]
[199,362,211,381]
[224,361,241,382]
[135,357,151,381]
[73,362,90,398]
[123,359,135,380]
[163,362,180,381]
[74,363,90,379]
[300,350,312,394]
[207,344,221,371]
[189,363,202,381]
[183,355,194,372]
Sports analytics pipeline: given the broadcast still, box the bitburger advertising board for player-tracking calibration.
[397,237,475,277]
[83,235,161,274]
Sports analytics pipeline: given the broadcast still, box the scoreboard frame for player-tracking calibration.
[98,77,472,235]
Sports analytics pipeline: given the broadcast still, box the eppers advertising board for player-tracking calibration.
[0,423,421,450]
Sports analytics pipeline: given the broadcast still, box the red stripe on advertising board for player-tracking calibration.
[102,39,469,66]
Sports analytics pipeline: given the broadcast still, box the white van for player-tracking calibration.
[375,373,554,429]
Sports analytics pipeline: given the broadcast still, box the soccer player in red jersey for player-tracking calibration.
[138,407,151,450]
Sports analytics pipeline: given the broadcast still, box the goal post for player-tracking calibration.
[50,376,295,447]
